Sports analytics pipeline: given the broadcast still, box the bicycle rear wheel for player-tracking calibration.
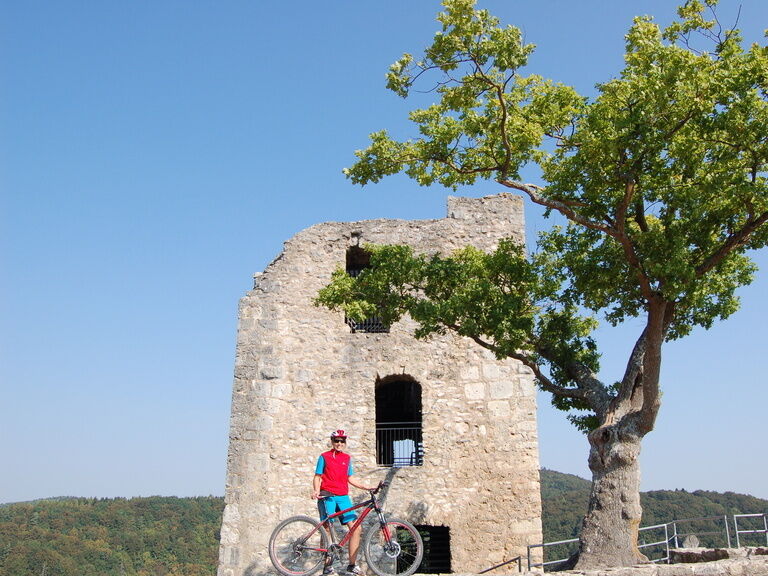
[269,515,328,576]
[363,519,423,576]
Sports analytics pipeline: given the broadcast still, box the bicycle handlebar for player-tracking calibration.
[369,481,388,495]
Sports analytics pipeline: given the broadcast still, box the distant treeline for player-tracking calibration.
[2,471,766,576]
[0,496,221,576]
[541,468,768,541]
[541,468,768,561]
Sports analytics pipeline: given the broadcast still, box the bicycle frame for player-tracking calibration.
[309,493,391,552]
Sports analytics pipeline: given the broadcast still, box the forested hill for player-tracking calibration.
[2,472,766,576]
[0,496,222,576]
[541,469,768,542]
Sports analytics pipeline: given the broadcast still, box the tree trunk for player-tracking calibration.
[575,423,647,569]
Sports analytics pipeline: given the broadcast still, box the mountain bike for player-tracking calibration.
[268,482,423,576]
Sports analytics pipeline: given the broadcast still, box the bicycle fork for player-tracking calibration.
[374,509,402,558]
[375,510,392,540]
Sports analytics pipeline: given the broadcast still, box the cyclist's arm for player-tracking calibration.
[312,474,322,499]
[312,455,326,499]
[348,477,375,492]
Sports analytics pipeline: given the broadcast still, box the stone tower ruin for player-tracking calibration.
[218,193,542,576]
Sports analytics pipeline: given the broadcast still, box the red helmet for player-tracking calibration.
[330,429,347,439]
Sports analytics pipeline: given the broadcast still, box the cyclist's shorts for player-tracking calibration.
[318,494,358,525]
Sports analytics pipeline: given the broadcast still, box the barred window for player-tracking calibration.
[375,376,423,467]
[345,246,389,333]
[415,526,451,574]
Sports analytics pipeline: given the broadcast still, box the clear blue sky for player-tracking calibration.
[2,1,767,505]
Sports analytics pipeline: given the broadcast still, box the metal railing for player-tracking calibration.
[637,522,671,563]
[527,513,768,571]
[669,515,732,549]
[527,537,578,571]
[735,513,768,547]
[345,314,389,333]
[526,527,670,572]
[375,423,423,467]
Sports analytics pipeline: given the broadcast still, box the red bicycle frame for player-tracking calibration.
[308,493,392,552]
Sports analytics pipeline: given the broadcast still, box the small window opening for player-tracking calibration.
[375,377,422,467]
[346,245,370,277]
[414,525,451,574]
[345,246,388,333]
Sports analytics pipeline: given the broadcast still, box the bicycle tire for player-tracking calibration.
[363,518,423,576]
[269,515,329,576]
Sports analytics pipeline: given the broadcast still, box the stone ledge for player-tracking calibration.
[670,547,768,564]
[449,550,768,576]
[564,555,768,575]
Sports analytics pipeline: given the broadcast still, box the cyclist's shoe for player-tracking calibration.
[346,565,364,576]
[323,566,337,576]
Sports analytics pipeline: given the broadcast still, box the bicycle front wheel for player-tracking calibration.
[269,515,328,576]
[363,519,423,576]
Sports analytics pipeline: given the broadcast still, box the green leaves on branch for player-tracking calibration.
[318,245,424,327]
[345,0,584,187]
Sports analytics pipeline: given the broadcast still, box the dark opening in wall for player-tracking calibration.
[415,525,451,574]
[375,376,422,467]
[345,245,370,275]
[344,246,388,333]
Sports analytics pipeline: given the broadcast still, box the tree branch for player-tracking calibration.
[632,298,667,434]
[614,181,655,300]
[497,179,619,237]
[533,343,614,416]
[617,329,646,404]
[442,321,604,406]
[696,211,768,276]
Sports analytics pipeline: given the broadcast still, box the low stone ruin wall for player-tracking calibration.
[505,547,768,576]
[670,547,768,565]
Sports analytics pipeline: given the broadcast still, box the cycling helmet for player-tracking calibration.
[329,429,348,439]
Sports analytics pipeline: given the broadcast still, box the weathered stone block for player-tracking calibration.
[488,399,512,418]
[465,382,486,400]
[489,380,516,399]
[270,382,291,398]
[245,415,272,432]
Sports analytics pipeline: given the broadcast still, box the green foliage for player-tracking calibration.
[537,0,768,337]
[347,0,768,331]
[324,0,768,438]
[0,496,223,576]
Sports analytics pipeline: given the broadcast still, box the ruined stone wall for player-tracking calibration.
[218,194,542,576]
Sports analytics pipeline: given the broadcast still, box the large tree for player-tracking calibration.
[316,0,768,569]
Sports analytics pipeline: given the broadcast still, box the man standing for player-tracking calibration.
[313,429,375,576]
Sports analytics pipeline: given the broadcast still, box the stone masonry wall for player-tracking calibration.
[217,194,542,576]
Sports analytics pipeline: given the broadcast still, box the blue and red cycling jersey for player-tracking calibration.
[315,449,354,496]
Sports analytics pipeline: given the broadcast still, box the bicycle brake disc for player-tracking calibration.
[384,541,401,558]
